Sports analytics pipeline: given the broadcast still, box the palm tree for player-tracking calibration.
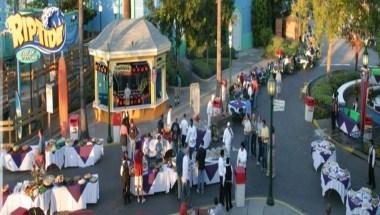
[123,0,131,19]
[79,0,89,139]
[216,0,222,96]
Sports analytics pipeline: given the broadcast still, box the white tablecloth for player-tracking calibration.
[64,144,104,168]
[50,174,99,215]
[321,161,351,203]
[311,140,336,171]
[0,189,52,215]
[1,146,38,172]
[130,166,177,196]
[45,147,65,169]
[345,188,380,215]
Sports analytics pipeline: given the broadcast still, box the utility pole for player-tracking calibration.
[79,0,89,139]
[216,0,222,96]
[123,0,131,19]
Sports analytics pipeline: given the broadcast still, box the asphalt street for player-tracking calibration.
[3,40,380,215]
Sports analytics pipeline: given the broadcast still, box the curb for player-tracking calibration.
[169,197,305,215]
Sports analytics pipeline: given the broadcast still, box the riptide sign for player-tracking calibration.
[6,7,66,54]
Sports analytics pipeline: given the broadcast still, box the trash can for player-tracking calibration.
[305,96,315,122]
[112,112,122,143]
[69,114,80,141]
[364,116,373,143]
[235,166,246,207]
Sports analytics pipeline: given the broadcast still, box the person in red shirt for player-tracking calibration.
[179,200,188,215]
[252,78,259,109]
[134,148,145,204]
[239,72,245,86]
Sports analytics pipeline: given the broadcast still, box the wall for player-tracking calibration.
[234,0,253,50]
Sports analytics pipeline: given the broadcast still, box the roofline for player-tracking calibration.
[88,43,171,59]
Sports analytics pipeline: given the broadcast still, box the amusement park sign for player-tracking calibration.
[16,47,41,63]
[6,7,66,54]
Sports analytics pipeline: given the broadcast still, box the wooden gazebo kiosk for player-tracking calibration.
[88,18,171,122]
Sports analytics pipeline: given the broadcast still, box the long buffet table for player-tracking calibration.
[0,175,99,215]
[1,141,104,172]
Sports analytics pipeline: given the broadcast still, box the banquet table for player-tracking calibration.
[0,184,52,215]
[1,146,38,172]
[346,187,380,215]
[191,160,220,186]
[228,100,246,115]
[64,144,104,168]
[130,164,177,196]
[321,161,351,203]
[50,174,100,215]
[311,139,336,171]
[45,147,65,169]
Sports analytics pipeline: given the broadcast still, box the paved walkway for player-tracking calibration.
[228,197,304,215]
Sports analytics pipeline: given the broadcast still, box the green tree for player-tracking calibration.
[252,0,273,47]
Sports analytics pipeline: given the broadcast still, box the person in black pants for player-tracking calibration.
[223,157,233,211]
[251,114,257,157]
[218,150,225,205]
[367,140,376,189]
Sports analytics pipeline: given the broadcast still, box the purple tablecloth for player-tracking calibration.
[10,147,32,168]
[143,170,158,194]
[229,100,245,109]
[74,145,93,163]
[205,163,218,181]
[66,184,86,202]
[337,111,359,137]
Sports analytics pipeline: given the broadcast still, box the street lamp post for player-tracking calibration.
[360,45,369,147]
[266,75,276,206]
[228,21,233,87]
[106,44,113,144]
[99,4,103,32]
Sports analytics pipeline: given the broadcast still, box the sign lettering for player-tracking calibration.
[6,7,66,54]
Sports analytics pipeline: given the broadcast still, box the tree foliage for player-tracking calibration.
[291,0,380,77]
[251,0,273,47]
[146,0,234,61]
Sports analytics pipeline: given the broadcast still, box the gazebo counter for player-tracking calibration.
[93,98,168,123]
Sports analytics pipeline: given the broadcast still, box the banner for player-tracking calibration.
[6,7,66,54]
[58,53,68,137]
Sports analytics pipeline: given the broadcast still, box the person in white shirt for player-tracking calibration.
[124,84,131,104]
[167,105,173,128]
[237,142,247,169]
[367,139,376,189]
[242,114,252,154]
[218,150,225,205]
[181,148,190,200]
[203,126,212,149]
[186,118,197,159]
[180,114,189,147]
[207,94,215,127]
[223,122,233,156]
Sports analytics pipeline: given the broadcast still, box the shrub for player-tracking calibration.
[191,58,229,79]
[311,71,360,119]
[259,27,273,47]
[264,36,299,58]
[167,57,190,87]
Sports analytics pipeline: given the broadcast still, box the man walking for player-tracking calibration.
[250,114,257,157]
[256,116,263,165]
[171,118,181,153]
[261,120,269,171]
[207,95,215,127]
[218,150,225,205]
[196,141,206,194]
[186,119,197,159]
[223,158,233,211]
[176,146,184,200]
[134,147,145,203]
[180,114,188,148]
[223,122,233,157]
[242,114,252,154]
[367,140,376,189]
[129,119,138,160]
